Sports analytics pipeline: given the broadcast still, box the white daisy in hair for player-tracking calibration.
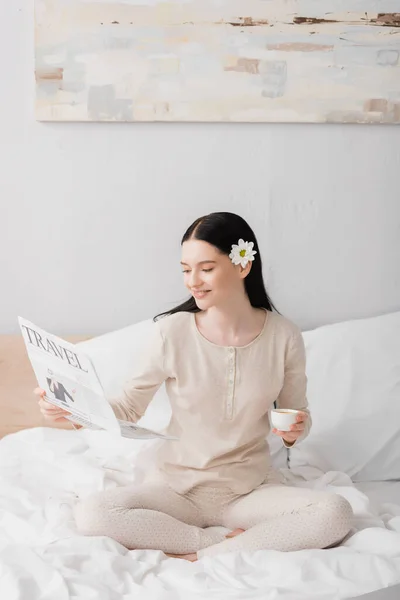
[229,239,257,268]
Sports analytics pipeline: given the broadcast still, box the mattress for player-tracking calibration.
[0,427,400,600]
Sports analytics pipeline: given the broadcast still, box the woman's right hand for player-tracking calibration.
[34,387,71,425]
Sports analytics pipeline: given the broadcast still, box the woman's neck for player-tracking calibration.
[195,301,266,347]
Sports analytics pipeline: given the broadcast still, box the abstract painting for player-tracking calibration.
[35,1,400,123]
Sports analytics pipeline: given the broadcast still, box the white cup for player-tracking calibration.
[270,408,299,432]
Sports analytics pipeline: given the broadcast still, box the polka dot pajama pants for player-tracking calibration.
[74,480,353,558]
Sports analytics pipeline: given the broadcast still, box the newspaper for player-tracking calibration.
[18,317,177,441]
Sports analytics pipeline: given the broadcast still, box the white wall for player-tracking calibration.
[1,3,400,335]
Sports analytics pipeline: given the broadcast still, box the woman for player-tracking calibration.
[35,212,353,561]
[46,378,75,405]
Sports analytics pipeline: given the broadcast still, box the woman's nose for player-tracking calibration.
[189,271,202,288]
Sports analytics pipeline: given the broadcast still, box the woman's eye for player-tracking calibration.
[181,268,213,273]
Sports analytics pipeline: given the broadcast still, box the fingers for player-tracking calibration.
[296,412,308,422]
[273,429,291,437]
[35,389,69,414]
[40,403,70,416]
[38,398,71,417]
[272,424,304,434]
[34,387,71,425]
[289,423,305,432]
[34,387,46,397]
[273,410,308,424]
[273,430,297,443]
[272,428,301,441]
[38,398,52,410]
[41,407,70,417]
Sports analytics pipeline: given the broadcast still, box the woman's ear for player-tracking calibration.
[239,261,252,279]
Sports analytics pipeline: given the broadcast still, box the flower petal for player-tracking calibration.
[230,239,257,267]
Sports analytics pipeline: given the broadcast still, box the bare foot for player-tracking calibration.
[225,528,245,539]
[165,552,198,562]
[164,529,245,561]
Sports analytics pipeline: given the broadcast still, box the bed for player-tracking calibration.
[1,312,399,600]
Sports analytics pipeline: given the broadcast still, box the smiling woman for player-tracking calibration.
[155,212,278,321]
[72,211,353,562]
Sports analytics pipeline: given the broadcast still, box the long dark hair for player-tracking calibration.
[154,212,280,321]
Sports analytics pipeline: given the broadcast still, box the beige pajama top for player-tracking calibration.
[110,310,311,495]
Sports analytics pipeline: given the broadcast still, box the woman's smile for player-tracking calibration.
[192,290,211,299]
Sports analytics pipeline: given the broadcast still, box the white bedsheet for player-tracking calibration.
[0,428,399,600]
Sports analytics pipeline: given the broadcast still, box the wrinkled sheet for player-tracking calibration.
[0,428,399,600]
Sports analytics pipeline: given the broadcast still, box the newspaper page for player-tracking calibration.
[18,317,177,441]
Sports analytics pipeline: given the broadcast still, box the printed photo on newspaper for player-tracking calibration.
[18,317,178,441]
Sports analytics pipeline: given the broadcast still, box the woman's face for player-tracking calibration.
[181,239,247,310]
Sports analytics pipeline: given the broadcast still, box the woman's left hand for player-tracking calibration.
[272,411,308,445]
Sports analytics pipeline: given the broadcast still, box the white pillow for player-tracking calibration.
[77,319,170,431]
[289,311,400,481]
[76,318,287,469]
